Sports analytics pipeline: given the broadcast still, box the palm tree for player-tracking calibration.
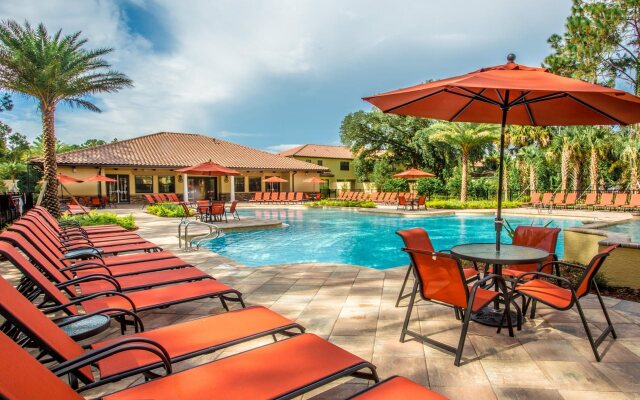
[426,122,499,201]
[617,127,640,190]
[517,145,539,193]
[581,126,610,192]
[547,127,583,193]
[0,20,132,216]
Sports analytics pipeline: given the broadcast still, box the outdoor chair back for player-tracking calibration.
[595,192,614,208]
[612,193,628,208]
[627,193,640,210]
[502,226,560,277]
[144,194,155,205]
[91,197,101,207]
[250,192,263,202]
[540,192,553,206]
[397,196,407,209]
[529,192,541,205]
[417,196,425,207]
[582,192,598,207]
[229,200,238,213]
[287,192,295,202]
[388,192,397,203]
[563,192,577,207]
[278,192,287,202]
[552,192,564,205]
[295,192,303,202]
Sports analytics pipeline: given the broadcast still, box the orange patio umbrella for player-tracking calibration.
[303,176,324,193]
[393,168,435,179]
[364,54,640,250]
[37,173,83,185]
[264,176,288,192]
[83,175,117,203]
[175,160,241,177]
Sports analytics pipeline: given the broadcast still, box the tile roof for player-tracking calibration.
[278,144,354,159]
[50,132,329,171]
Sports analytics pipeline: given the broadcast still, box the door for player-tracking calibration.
[188,177,218,200]
[106,174,130,203]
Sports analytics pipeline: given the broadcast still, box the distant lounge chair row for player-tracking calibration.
[525,191,640,211]
[336,191,421,205]
[143,193,181,207]
[249,191,307,204]
[0,206,442,399]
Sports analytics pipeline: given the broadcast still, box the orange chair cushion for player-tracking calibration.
[351,376,448,399]
[103,334,366,400]
[469,286,499,313]
[516,279,573,309]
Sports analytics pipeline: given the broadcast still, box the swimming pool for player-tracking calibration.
[203,208,583,269]
[603,219,640,242]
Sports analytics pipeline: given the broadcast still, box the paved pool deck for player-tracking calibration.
[2,207,640,399]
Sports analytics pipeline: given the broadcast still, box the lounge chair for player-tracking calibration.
[0,242,245,326]
[623,193,640,211]
[152,194,164,203]
[552,191,565,207]
[380,192,391,203]
[387,192,398,204]
[577,192,598,210]
[594,192,614,210]
[0,328,379,400]
[369,192,379,202]
[249,192,263,203]
[226,200,240,220]
[32,206,126,234]
[22,213,142,243]
[396,228,478,308]
[510,245,620,361]
[0,275,306,392]
[400,248,512,366]
[538,192,553,210]
[278,192,287,203]
[286,192,295,204]
[167,193,180,202]
[348,376,448,399]
[609,192,628,211]
[555,192,577,208]
[523,192,541,207]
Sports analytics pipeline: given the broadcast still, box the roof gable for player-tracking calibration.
[278,144,353,159]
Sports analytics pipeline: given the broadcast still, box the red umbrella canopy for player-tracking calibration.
[175,160,241,177]
[363,55,640,126]
[82,175,117,183]
[37,173,83,185]
[264,176,288,183]
[303,177,324,184]
[393,168,435,179]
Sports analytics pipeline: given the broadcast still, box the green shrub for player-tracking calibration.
[381,178,409,193]
[305,199,377,208]
[146,202,193,218]
[425,199,522,209]
[60,211,137,230]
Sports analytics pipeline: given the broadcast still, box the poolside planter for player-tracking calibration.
[564,225,640,289]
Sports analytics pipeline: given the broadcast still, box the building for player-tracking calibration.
[40,132,329,203]
[278,144,369,192]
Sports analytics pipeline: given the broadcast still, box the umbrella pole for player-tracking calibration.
[495,103,509,251]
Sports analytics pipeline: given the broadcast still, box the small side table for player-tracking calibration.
[56,314,111,341]
[450,243,549,327]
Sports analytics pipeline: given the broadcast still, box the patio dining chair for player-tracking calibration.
[400,248,511,366]
[395,228,478,308]
[226,200,240,220]
[210,202,227,222]
[416,195,426,210]
[397,196,408,210]
[509,245,620,361]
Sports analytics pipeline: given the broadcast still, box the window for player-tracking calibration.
[340,161,350,171]
[158,176,175,193]
[134,175,153,193]
[248,176,262,192]
[317,160,323,166]
[234,176,246,192]
[305,159,312,163]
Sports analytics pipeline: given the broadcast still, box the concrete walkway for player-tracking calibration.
[3,208,640,399]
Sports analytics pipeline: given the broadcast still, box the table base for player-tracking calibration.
[471,307,519,328]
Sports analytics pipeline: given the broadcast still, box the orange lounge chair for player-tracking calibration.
[348,376,448,399]
[555,192,577,208]
[623,193,640,211]
[144,194,156,208]
[167,193,180,202]
[387,192,398,204]
[369,192,379,202]
[278,192,287,203]
[249,192,263,203]
[380,192,390,203]
[552,192,565,207]
[294,192,304,203]
[538,192,553,209]
[32,206,127,234]
[524,192,541,207]
[594,192,614,210]
[22,213,142,243]
[609,193,628,211]
[511,245,620,361]
[286,192,295,204]
[0,242,245,322]
[577,192,598,210]
[0,275,305,393]
[0,329,379,400]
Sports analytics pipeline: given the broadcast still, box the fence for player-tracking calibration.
[0,193,34,228]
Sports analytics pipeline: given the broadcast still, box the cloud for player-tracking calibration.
[263,144,303,154]
[0,0,572,148]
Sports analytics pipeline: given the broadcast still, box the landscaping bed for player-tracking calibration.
[60,211,137,230]
[146,203,193,217]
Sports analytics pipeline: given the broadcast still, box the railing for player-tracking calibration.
[178,219,224,251]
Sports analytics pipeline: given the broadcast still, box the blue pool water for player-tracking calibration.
[203,208,583,269]
[603,220,640,242]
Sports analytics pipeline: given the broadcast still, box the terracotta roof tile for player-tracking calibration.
[278,144,353,159]
[52,132,329,171]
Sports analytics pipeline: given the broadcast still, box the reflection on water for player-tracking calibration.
[203,208,583,269]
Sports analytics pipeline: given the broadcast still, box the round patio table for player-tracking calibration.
[450,243,549,327]
[56,314,111,341]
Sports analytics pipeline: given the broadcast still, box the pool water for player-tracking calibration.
[203,208,583,269]
[603,219,640,242]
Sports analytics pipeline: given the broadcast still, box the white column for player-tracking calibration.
[230,176,236,201]
[183,174,189,202]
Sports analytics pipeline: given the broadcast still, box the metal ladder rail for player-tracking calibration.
[178,219,223,250]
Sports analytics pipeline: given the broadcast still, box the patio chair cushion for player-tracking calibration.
[515,279,572,309]
[469,286,499,313]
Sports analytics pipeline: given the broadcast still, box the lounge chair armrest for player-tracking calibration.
[50,338,171,379]
[471,273,502,289]
[61,262,112,276]
[42,291,136,314]
[55,274,121,292]
[55,307,144,332]
[59,232,89,241]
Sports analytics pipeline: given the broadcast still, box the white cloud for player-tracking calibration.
[0,0,572,145]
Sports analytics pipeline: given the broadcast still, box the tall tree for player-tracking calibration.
[617,126,640,189]
[581,126,611,191]
[0,20,132,216]
[424,122,499,202]
[518,145,540,193]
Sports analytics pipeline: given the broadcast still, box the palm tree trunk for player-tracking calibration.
[590,148,598,192]
[529,163,536,193]
[572,162,580,192]
[461,150,468,202]
[41,102,60,217]
[561,145,570,192]
[631,152,639,190]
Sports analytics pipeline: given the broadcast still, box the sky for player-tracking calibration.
[0,0,572,153]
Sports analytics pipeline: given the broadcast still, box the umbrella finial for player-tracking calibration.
[507,53,516,63]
